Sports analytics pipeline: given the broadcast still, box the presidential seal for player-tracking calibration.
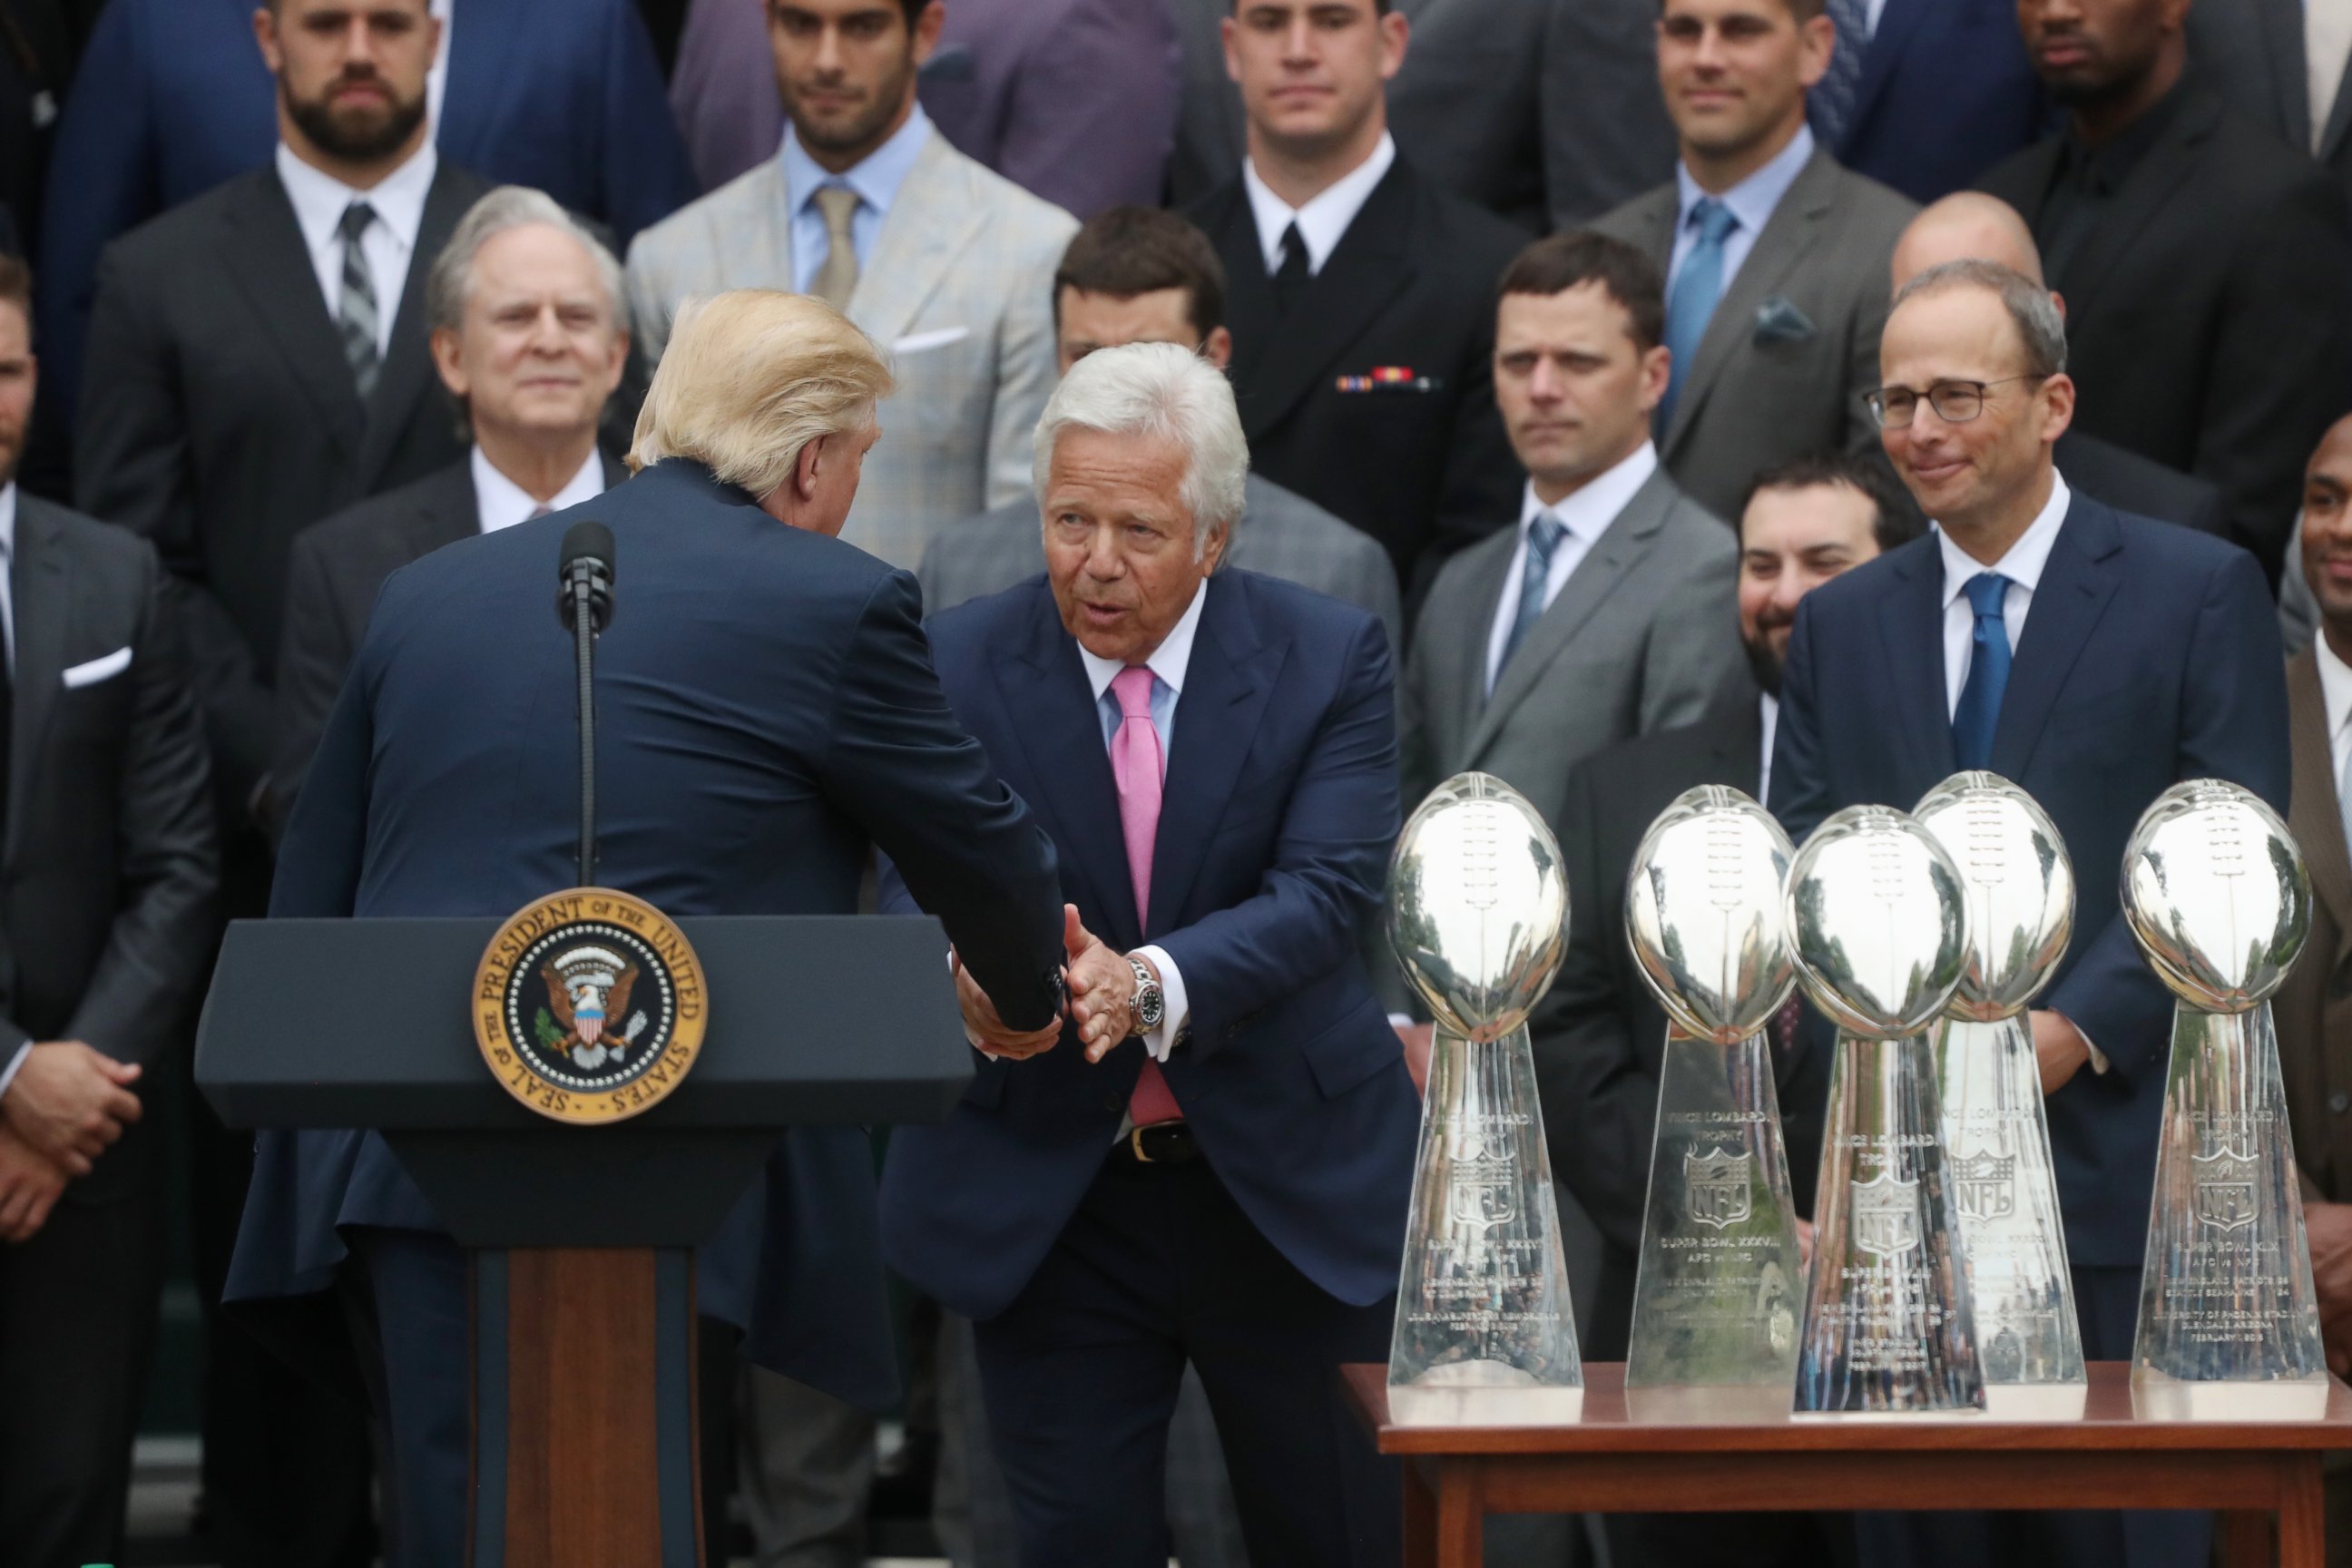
[473,887,706,1123]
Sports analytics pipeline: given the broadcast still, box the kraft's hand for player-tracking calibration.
[1795,1218,1816,1269]
[2,1041,141,1175]
[1061,906,1135,1063]
[952,951,1061,1061]
[0,1127,67,1243]
[2030,1010,2091,1097]
[1395,1022,1434,1096]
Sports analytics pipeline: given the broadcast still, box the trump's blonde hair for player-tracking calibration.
[627,290,895,496]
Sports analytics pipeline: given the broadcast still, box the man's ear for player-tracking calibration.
[796,431,828,498]
[428,328,468,398]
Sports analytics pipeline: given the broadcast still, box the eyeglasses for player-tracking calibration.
[1864,376,2045,429]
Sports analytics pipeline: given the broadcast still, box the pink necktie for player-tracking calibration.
[1111,666,1181,1126]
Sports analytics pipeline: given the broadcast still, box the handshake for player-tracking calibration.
[954,906,1152,1064]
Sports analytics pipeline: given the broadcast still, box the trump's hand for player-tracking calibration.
[2030,1011,2092,1096]
[0,1127,67,1243]
[952,951,1062,1061]
[1394,1022,1434,1095]
[2,1041,141,1176]
[1062,906,1136,1063]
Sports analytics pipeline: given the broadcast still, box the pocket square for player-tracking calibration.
[62,645,132,689]
[893,326,972,355]
[1752,296,1818,347]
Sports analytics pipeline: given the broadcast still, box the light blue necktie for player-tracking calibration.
[1496,512,1567,682]
[1659,198,1737,434]
[1812,0,1875,148]
[1951,572,2012,769]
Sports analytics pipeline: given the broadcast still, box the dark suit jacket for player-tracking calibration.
[1978,84,2352,583]
[1189,156,1525,593]
[2188,0,2352,207]
[227,459,1068,1406]
[1817,0,2050,203]
[1533,700,1830,1361]
[2278,649,2352,1201]
[267,451,630,828]
[878,571,1417,1321]
[0,495,219,1079]
[2057,429,2230,536]
[74,161,486,821]
[34,0,692,434]
[1769,493,2291,1268]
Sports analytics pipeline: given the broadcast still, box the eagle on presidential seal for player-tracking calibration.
[537,945,648,1071]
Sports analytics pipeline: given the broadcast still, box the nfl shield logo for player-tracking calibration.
[1954,1148,2016,1223]
[1852,1169,1921,1259]
[1685,1147,1754,1230]
[1448,1172,1517,1229]
[2193,1143,2259,1232]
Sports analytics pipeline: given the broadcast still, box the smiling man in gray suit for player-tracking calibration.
[1592,0,1916,524]
[624,0,1076,572]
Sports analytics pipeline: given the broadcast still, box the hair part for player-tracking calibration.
[1740,450,1925,553]
[1890,258,2067,378]
[1053,207,1227,338]
[1034,341,1250,560]
[1496,231,1668,352]
[629,290,895,497]
[427,186,625,338]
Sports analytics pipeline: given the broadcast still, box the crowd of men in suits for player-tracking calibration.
[7,0,2352,1564]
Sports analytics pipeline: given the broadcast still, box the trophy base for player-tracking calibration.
[2129,1372,2332,1422]
[1981,1381,2088,1421]
[1622,1383,1794,1425]
[1389,1367,1585,1427]
[1791,1404,1986,1424]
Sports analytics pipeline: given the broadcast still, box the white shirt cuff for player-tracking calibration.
[0,1041,29,1102]
[1135,945,1189,1063]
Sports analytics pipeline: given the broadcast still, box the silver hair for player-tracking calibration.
[1033,341,1250,559]
[426,185,625,338]
[1890,258,2068,377]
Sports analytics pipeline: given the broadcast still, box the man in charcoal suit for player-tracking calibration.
[2188,0,2352,208]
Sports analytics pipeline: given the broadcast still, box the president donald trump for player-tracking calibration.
[881,342,1416,1568]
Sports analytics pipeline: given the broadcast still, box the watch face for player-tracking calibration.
[1136,989,1164,1029]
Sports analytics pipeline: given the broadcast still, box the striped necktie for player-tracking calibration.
[337,201,382,398]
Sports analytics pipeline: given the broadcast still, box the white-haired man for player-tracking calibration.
[269,185,634,826]
[229,289,1108,1568]
[879,341,1416,1568]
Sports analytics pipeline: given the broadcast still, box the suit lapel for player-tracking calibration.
[407,461,482,556]
[1440,527,1516,762]
[2043,91,2216,315]
[6,503,67,870]
[1149,577,1279,934]
[1614,186,1680,271]
[355,164,475,490]
[2288,652,2352,951]
[1844,0,1929,141]
[433,0,521,167]
[1231,162,1417,444]
[1986,497,2122,781]
[1874,538,1957,785]
[2257,0,2318,151]
[1665,152,1837,456]
[225,176,368,463]
[854,136,987,349]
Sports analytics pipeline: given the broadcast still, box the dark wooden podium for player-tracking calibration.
[198,912,971,1568]
[1348,1363,2352,1568]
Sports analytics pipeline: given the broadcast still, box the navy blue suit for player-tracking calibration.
[1769,489,2288,1568]
[228,460,1068,1566]
[881,570,1416,1568]
[1816,0,2051,204]
[34,0,692,433]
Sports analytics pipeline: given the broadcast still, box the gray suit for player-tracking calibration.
[917,472,1404,653]
[623,130,1077,570]
[2190,0,2352,201]
[1592,149,1918,524]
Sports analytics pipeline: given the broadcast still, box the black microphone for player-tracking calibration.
[556,520,615,635]
[556,521,614,886]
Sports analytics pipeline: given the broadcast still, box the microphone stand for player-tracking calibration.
[573,568,598,887]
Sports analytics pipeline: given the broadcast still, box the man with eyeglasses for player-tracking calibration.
[1770,259,2288,1568]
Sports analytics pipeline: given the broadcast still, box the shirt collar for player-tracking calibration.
[2317,630,2352,752]
[1077,577,1209,703]
[781,103,932,224]
[1676,123,1814,242]
[471,446,608,534]
[1520,442,1658,547]
[1936,472,2073,609]
[1242,132,1397,275]
[2058,78,2186,197]
[0,481,15,564]
[275,139,439,258]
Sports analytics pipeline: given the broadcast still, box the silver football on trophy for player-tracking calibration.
[1388,772,1569,1043]
[1624,785,1798,1044]
[2121,779,2310,1013]
[1913,772,2075,1024]
[1784,805,1968,1040]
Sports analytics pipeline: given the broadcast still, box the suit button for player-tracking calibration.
[2332,1094,2348,1115]
[1104,1093,1124,1112]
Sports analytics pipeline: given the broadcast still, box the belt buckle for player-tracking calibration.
[1129,1125,1154,1164]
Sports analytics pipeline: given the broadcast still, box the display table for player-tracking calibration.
[1344,1363,2352,1568]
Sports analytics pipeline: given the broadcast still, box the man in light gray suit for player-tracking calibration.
[919,206,1402,653]
[1592,0,1916,524]
[625,0,1076,571]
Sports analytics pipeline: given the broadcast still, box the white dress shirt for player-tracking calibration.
[275,140,440,360]
[470,446,606,534]
[1936,473,2071,717]
[1075,583,1207,1063]
[1484,444,1659,693]
[1759,691,1779,806]
[1669,124,1815,302]
[1242,132,1396,276]
[0,489,20,1098]
[2317,629,2352,798]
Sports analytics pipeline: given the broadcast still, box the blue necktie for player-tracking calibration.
[1812,0,1874,148]
[1496,512,1566,682]
[1952,572,2012,769]
[1660,198,1737,434]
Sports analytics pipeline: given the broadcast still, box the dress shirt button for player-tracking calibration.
[2331,1093,2348,1115]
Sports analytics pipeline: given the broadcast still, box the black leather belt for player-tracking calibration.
[1119,1122,1200,1165]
